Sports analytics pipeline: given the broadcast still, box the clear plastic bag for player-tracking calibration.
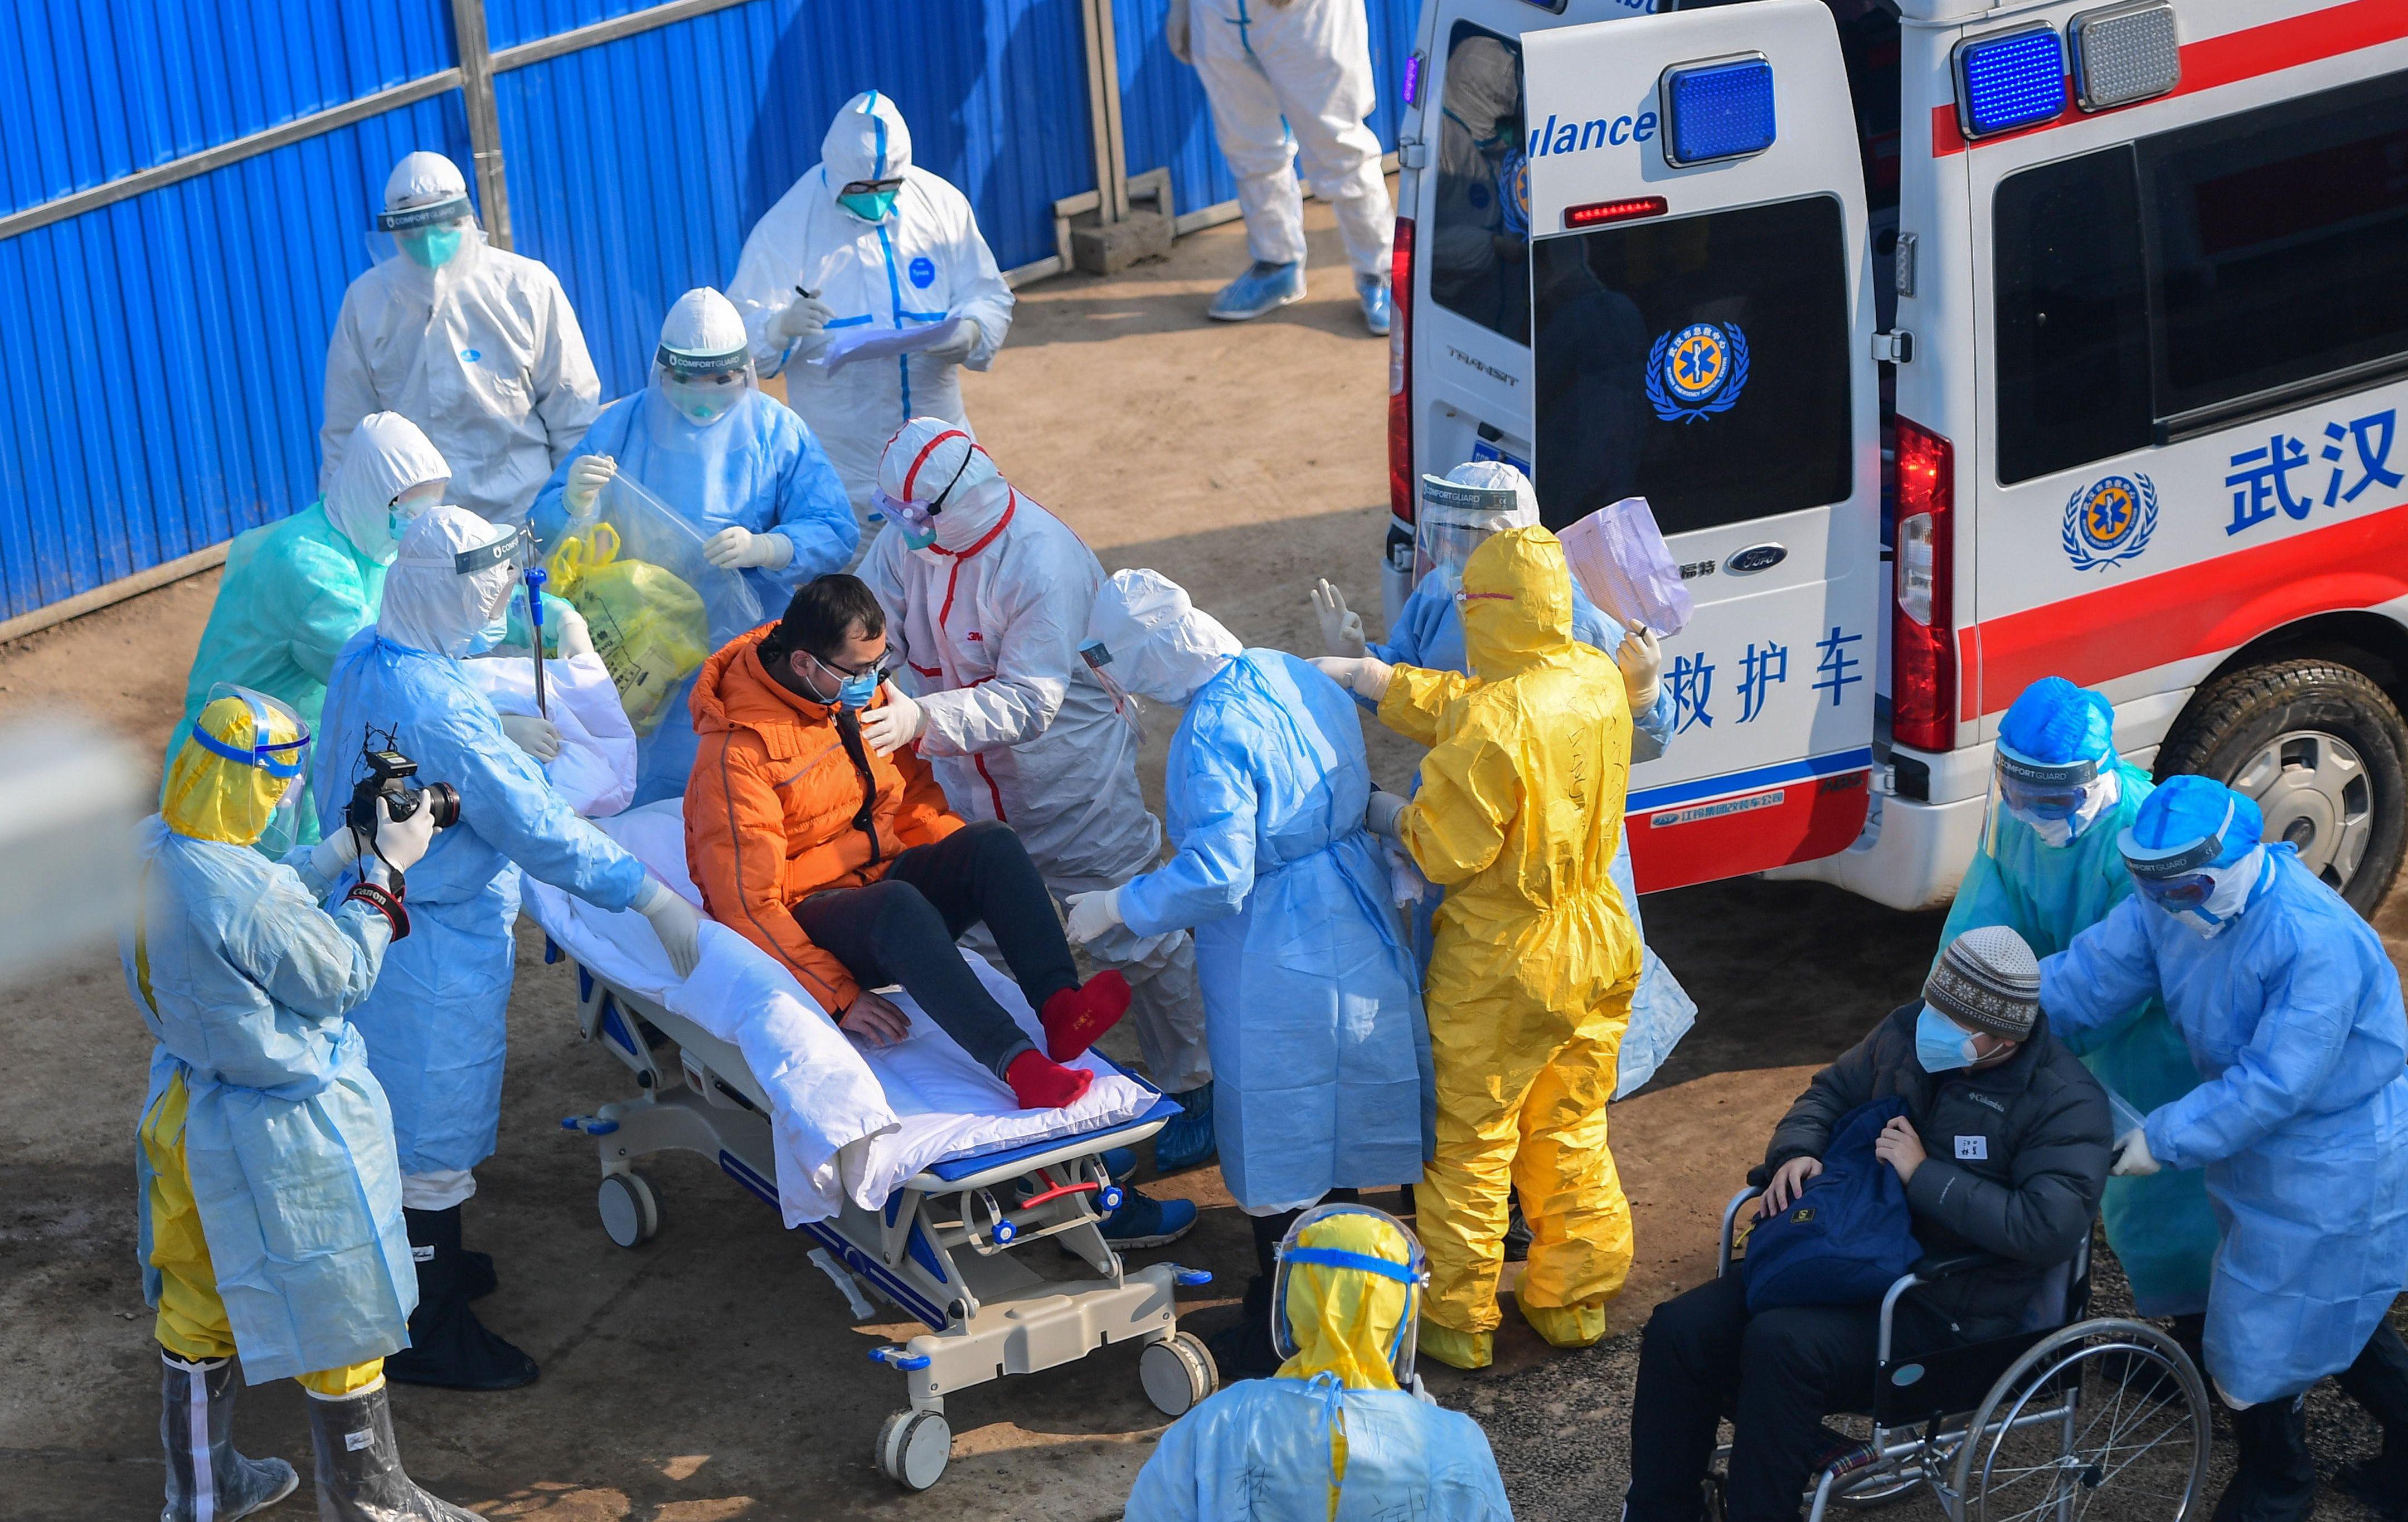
[541,473,763,736]
[1559,495,1695,637]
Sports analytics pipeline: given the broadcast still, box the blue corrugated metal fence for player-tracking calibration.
[0,0,1416,626]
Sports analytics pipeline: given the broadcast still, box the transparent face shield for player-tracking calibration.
[1079,638,1149,742]
[653,342,758,430]
[366,194,483,275]
[1983,741,2109,852]
[454,528,528,653]
[1414,474,1526,590]
[1269,1203,1430,1386]
[872,445,980,548]
[193,682,314,846]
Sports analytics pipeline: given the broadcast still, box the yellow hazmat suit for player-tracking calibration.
[1377,526,1641,1367]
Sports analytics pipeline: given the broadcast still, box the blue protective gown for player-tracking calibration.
[1939,762,2219,1317]
[1119,651,1431,1212]
[2040,845,2408,1404]
[1127,1377,1514,1520]
[124,818,417,1384]
[528,386,858,804]
[1370,576,1692,1095]
[314,630,651,1175]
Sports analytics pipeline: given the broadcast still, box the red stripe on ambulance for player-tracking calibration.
[1930,0,2408,157]
[1960,500,2408,722]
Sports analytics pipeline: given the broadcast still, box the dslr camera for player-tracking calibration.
[343,738,460,844]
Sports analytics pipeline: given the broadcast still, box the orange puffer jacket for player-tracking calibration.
[685,623,962,1012]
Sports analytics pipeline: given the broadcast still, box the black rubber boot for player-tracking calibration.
[2211,1396,2317,1522]
[307,1382,483,1519]
[383,1207,536,1392]
[1207,1209,1297,1383]
[2337,1320,2408,1521]
[159,1350,299,1521]
[459,1248,497,1303]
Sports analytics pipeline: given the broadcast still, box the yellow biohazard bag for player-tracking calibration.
[544,522,712,735]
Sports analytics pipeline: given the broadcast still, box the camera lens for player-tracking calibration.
[425,782,462,830]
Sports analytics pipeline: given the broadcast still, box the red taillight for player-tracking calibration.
[1891,416,1956,752]
[1387,216,1415,527]
[1563,195,1668,228]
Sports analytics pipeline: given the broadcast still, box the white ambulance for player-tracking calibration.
[1383,0,2408,914]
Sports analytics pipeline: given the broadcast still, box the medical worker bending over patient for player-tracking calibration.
[1315,526,1640,1370]
[1072,571,1429,1380]
[129,687,481,1520]
[1313,459,1693,1096]
[172,413,488,855]
[1939,677,2217,1346]
[530,287,857,803]
[1126,1204,1512,1520]
[728,91,1014,524]
[317,507,702,1393]
[2040,774,2408,1522]
[860,420,1219,1174]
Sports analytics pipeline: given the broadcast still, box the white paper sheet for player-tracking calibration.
[809,314,963,375]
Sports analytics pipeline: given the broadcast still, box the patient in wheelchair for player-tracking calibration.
[683,574,1136,1111]
[1623,927,2112,1522]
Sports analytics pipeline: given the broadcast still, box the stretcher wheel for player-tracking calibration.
[876,1408,951,1491]
[1140,1331,1217,1418]
[596,1171,658,1249]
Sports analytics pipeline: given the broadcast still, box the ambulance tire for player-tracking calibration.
[2155,658,2406,918]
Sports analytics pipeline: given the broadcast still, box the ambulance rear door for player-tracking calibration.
[1523,0,1882,892]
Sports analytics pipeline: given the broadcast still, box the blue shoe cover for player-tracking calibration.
[1208,261,1305,321]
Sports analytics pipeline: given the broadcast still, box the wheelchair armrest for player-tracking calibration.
[1745,1161,1774,1188]
[1718,1186,1766,1278]
[1909,1249,2004,1281]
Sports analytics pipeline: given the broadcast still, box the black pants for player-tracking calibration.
[792,820,1078,1078]
[1627,1272,1948,1522]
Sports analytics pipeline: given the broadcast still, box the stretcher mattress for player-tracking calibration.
[522,801,1157,1226]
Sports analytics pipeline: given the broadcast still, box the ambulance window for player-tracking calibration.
[1428,22,1531,346]
[2142,70,2408,420]
[1530,196,1853,534]
[1993,147,2150,485]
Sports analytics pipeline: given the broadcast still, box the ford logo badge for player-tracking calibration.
[1726,543,1786,575]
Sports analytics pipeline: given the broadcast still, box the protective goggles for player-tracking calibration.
[1269,1203,1430,1385]
[873,446,979,534]
[2133,873,2217,910]
[375,196,472,232]
[838,177,906,196]
[192,683,312,779]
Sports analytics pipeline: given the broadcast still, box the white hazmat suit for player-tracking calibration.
[727,91,1016,521]
[1181,0,1394,281]
[861,420,1212,1096]
[321,151,601,529]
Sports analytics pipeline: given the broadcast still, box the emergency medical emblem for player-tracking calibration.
[2061,472,2158,571]
[1499,151,1531,239]
[1647,322,1750,422]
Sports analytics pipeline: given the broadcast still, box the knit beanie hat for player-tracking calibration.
[1923,925,2041,1039]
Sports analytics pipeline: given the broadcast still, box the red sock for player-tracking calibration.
[1040,971,1130,1062]
[1005,1049,1094,1111]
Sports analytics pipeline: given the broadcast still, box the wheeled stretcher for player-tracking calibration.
[550,946,1220,1491]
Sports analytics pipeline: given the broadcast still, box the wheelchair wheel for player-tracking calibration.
[1951,1317,2210,1522]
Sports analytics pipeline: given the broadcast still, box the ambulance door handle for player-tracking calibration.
[1872,330,1914,364]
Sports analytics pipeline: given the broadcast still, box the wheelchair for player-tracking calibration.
[1705,1183,2212,1522]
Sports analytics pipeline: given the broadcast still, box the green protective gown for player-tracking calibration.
[1939,761,2219,1316]
[169,503,387,853]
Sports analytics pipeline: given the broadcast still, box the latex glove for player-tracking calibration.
[923,320,979,364]
[1382,843,1430,909]
[2111,1129,2161,1177]
[1164,0,1191,64]
[1615,626,1663,714]
[859,688,924,755]
[1365,790,1408,843]
[775,293,836,352]
[1310,578,1368,658]
[309,820,364,882]
[634,878,703,979]
[703,525,794,571]
[565,454,616,515]
[1309,654,1393,702]
[551,603,594,659]
[499,714,562,764]
[1063,887,1125,946]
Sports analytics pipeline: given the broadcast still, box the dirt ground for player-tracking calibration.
[5,200,2404,1521]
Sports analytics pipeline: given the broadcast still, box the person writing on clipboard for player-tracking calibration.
[727,90,1016,535]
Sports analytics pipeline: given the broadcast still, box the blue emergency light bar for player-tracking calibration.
[1659,56,1777,168]
[1954,25,2068,139]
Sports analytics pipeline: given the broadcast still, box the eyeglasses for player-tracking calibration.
[812,647,902,682]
